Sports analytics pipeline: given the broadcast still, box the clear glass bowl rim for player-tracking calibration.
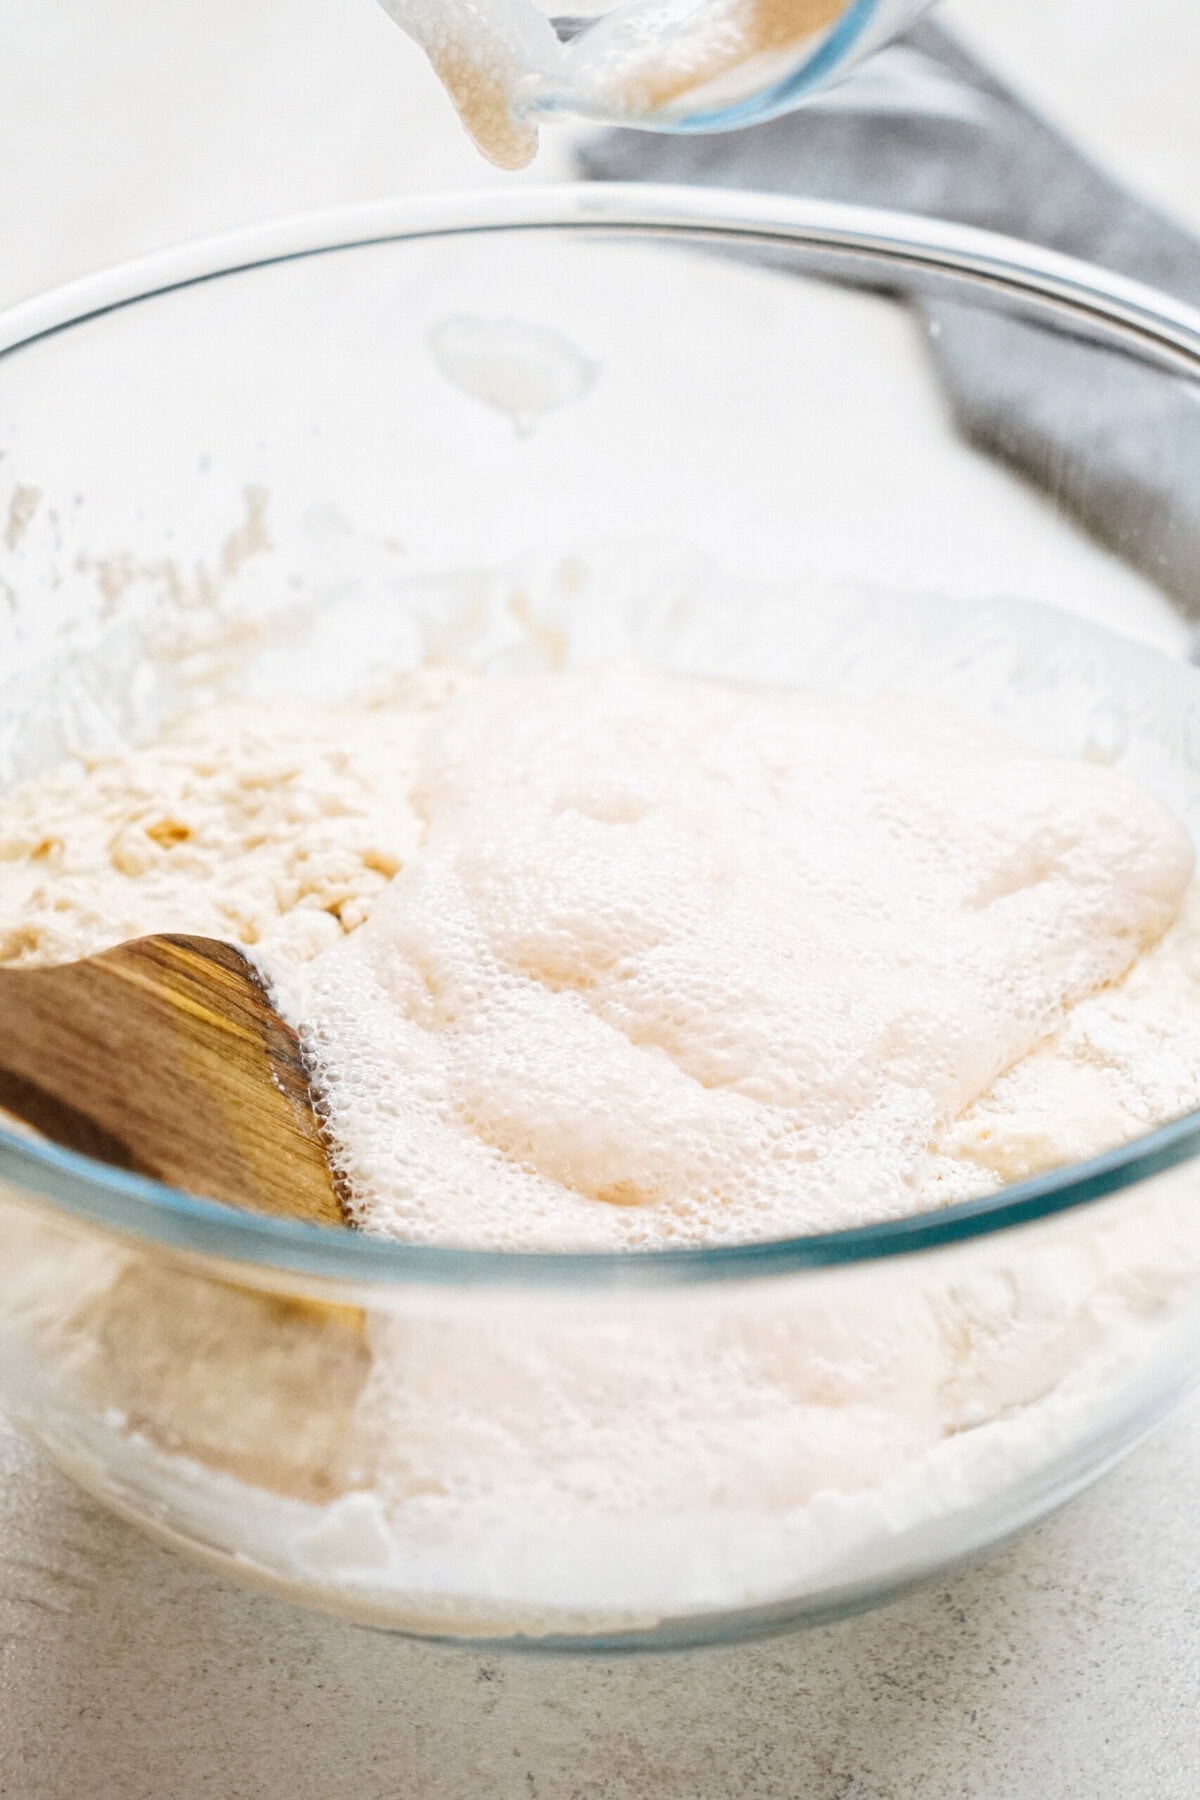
[4,181,1200,1290]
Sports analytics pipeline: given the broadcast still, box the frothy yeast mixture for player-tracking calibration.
[373,0,848,169]
[288,663,1196,1247]
[5,659,1197,1243]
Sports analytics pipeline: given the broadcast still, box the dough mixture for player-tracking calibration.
[4,651,1200,1630]
[3,658,1198,1242]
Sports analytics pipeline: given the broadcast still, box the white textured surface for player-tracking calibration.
[1,2,1200,1795]
[306,664,1197,1247]
[2,1402,1199,1798]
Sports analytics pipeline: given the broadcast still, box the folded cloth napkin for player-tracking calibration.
[579,20,1200,620]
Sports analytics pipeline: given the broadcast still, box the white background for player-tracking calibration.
[1,2,1199,1795]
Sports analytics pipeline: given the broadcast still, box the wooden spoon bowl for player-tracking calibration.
[0,935,346,1227]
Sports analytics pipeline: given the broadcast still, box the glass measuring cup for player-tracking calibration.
[376,0,937,168]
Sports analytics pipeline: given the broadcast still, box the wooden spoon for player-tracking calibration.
[0,934,346,1227]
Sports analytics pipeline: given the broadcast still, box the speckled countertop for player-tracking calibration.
[1,3,1199,1795]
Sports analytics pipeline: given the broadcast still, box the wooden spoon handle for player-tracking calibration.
[0,936,345,1227]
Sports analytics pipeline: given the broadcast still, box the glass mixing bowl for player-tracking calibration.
[2,187,1200,1651]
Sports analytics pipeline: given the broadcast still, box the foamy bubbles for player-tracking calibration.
[297,663,1193,1250]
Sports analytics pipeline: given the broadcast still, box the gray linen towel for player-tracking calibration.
[579,21,1200,618]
